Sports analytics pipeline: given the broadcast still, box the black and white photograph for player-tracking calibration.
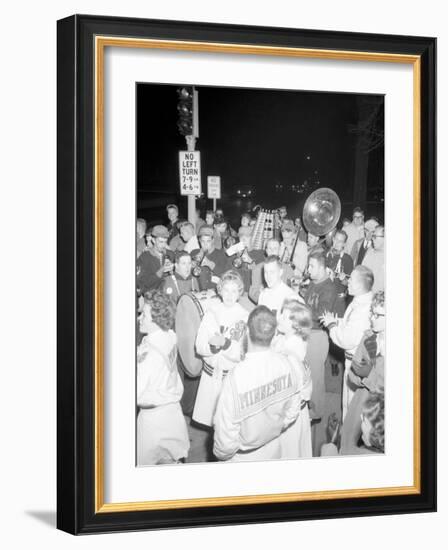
[135,83,385,466]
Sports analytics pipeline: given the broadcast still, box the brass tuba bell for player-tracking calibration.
[302,187,341,237]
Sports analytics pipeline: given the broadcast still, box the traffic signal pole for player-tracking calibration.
[185,135,197,224]
[177,86,199,225]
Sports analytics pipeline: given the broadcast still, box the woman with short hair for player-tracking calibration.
[137,289,189,465]
[273,299,313,458]
[193,270,249,427]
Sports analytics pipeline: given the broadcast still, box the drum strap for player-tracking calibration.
[171,275,200,296]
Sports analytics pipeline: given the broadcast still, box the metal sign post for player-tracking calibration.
[207,175,221,213]
[177,87,200,224]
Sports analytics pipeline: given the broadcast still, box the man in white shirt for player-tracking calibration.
[343,207,365,255]
[249,239,294,304]
[213,305,302,462]
[320,265,374,419]
[258,255,303,316]
[179,221,200,254]
[362,225,385,293]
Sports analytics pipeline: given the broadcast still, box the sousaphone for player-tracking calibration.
[302,187,341,237]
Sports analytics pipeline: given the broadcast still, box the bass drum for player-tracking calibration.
[175,291,221,377]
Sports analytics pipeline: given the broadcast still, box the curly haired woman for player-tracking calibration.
[137,289,189,465]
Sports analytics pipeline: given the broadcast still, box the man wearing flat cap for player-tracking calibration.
[191,225,230,290]
[136,225,175,293]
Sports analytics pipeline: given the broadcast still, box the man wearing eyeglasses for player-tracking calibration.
[351,218,379,266]
[343,207,365,255]
[362,225,385,293]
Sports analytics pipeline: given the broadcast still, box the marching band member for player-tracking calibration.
[307,231,324,255]
[191,225,230,290]
[302,250,338,455]
[273,300,313,458]
[326,230,354,283]
[162,250,200,303]
[249,238,294,304]
[279,219,308,278]
[214,216,238,249]
[294,217,307,242]
[326,229,354,315]
[213,306,302,462]
[192,270,249,427]
[258,255,303,316]
[137,289,190,465]
[137,225,175,293]
[320,265,374,419]
[227,231,264,293]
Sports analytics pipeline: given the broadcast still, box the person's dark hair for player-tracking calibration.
[353,207,364,216]
[308,251,326,269]
[166,204,179,214]
[363,389,385,452]
[175,218,187,230]
[214,216,228,227]
[205,209,214,218]
[354,265,374,291]
[174,250,191,263]
[281,300,313,340]
[143,289,175,331]
[334,229,348,242]
[248,306,277,347]
[264,254,282,268]
[223,235,238,249]
[179,221,194,232]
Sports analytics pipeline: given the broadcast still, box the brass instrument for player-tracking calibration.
[232,246,252,268]
[191,249,205,277]
[251,209,276,250]
[302,187,341,237]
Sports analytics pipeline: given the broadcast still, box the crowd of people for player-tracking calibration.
[136,202,385,465]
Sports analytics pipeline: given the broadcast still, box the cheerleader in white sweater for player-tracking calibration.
[192,270,249,427]
[137,290,189,465]
[273,299,313,459]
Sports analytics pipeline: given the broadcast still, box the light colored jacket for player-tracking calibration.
[213,350,301,461]
[362,248,385,293]
[329,291,373,357]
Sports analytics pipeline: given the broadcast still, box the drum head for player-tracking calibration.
[175,293,205,377]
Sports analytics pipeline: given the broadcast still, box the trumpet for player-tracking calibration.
[232,246,252,268]
[232,249,245,268]
[191,249,205,277]
[298,275,311,296]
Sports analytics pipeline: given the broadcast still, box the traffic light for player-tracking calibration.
[177,86,199,138]
[177,86,193,136]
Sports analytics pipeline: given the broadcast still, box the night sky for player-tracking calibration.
[137,83,384,224]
